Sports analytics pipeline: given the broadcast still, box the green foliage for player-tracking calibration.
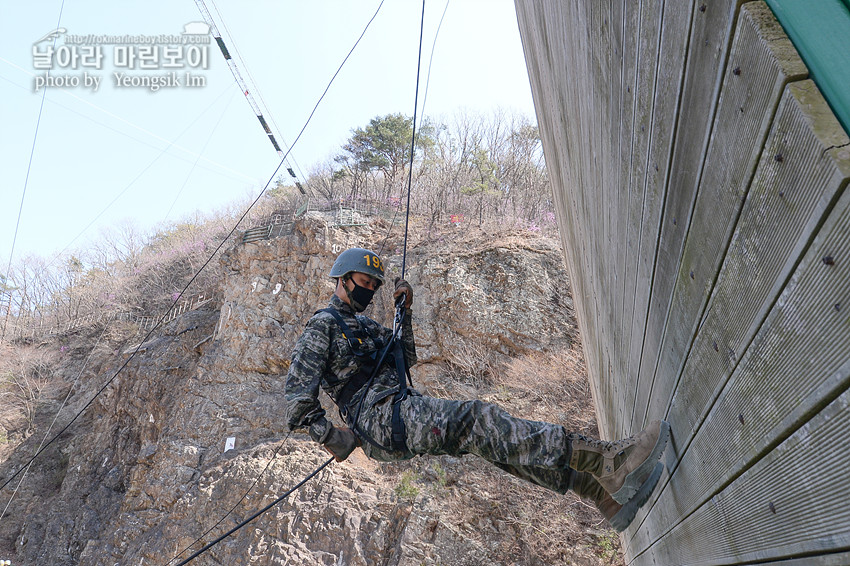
[395,470,420,500]
[595,530,620,562]
[432,461,448,488]
[340,113,436,191]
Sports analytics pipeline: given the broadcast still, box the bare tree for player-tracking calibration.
[0,345,57,434]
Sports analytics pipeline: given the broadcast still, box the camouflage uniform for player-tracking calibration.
[284,295,575,493]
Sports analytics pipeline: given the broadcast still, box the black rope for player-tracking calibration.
[419,0,450,130]
[173,456,334,566]
[377,0,431,270]
[0,0,387,495]
[163,435,290,566]
[401,0,426,279]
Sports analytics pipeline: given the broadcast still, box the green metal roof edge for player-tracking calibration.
[765,0,850,135]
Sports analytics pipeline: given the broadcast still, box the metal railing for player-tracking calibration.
[241,198,398,244]
[5,291,216,341]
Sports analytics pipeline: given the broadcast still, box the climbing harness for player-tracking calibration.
[316,307,386,409]
[318,296,413,453]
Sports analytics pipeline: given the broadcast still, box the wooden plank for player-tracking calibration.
[625,0,695,433]
[625,1,809,547]
[632,349,850,565]
[739,551,850,566]
[631,0,744,430]
[588,0,624,438]
[619,0,664,439]
[546,1,611,428]
[628,82,850,559]
[581,1,611,429]
[514,1,609,424]
[584,2,610,434]
[664,78,850,459]
[612,0,642,441]
[643,0,808,429]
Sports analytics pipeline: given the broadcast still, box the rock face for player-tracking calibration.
[0,214,599,566]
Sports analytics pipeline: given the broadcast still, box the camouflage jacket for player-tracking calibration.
[284,294,417,443]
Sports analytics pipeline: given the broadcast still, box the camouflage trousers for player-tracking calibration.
[354,391,575,494]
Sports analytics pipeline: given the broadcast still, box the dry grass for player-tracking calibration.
[494,344,597,435]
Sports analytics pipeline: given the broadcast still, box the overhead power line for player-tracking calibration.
[206,0,309,184]
[1,0,67,342]
[194,0,306,194]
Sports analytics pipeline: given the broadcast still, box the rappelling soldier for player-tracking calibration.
[284,247,670,531]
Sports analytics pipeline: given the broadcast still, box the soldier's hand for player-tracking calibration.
[322,426,360,462]
[393,278,413,308]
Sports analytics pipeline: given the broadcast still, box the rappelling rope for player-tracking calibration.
[172,455,335,566]
[164,434,290,566]
[400,0,426,279]
[168,3,427,564]
[377,0,446,272]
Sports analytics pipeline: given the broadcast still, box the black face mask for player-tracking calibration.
[345,279,375,312]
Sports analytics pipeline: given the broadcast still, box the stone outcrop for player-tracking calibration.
[0,214,607,566]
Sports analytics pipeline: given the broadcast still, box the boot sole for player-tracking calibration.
[610,461,663,532]
[611,420,670,505]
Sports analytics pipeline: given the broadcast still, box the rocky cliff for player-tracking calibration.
[0,213,619,565]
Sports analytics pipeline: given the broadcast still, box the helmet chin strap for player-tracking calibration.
[342,275,355,305]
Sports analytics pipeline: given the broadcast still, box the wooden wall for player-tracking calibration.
[514,1,850,564]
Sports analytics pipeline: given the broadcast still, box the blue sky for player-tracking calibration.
[0,1,536,266]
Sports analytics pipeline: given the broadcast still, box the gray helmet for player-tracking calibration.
[329,247,385,284]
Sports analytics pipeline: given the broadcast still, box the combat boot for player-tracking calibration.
[571,462,663,532]
[568,420,670,504]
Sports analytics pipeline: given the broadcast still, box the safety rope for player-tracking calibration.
[419,0,450,130]
[400,0,426,279]
[173,456,335,566]
[377,0,444,271]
